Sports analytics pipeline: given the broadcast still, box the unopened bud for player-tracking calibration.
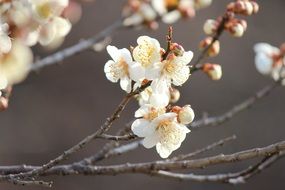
[251,1,259,14]
[203,63,222,80]
[230,23,245,37]
[199,37,220,57]
[170,43,185,56]
[203,19,218,35]
[195,0,212,9]
[244,1,254,15]
[0,97,8,111]
[170,87,180,103]
[178,105,195,125]
[180,7,196,19]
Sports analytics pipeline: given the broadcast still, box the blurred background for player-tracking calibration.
[1,0,285,189]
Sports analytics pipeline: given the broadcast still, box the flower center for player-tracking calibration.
[36,2,52,19]
[164,60,176,74]
[165,0,179,11]
[143,108,165,121]
[136,43,155,68]
[110,58,129,79]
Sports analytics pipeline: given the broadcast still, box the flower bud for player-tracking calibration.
[229,23,245,37]
[177,105,195,125]
[195,0,212,9]
[170,87,180,103]
[0,97,8,111]
[199,37,220,57]
[202,63,222,80]
[170,43,185,56]
[203,19,218,35]
[244,1,254,15]
[251,1,259,14]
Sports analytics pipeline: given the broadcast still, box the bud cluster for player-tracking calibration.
[254,43,285,85]
[203,0,259,39]
[199,0,259,81]
[104,31,195,158]
[123,0,212,29]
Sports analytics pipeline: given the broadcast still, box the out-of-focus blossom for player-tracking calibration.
[0,40,33,87]
[254,43,285,85]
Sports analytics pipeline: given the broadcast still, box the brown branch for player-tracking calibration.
[0,140,284,176]
[190,13,230,74]
[169,135,237,161]
[155,151,285,184]
[0,82,150,185]
[98,133,136,141]
[30,19,123,71]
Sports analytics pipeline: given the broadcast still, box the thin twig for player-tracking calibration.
[190,81,280,129]
[169,135,237,161]
[98,133,136,141]
[30,19,123,71]
[191,13,230,72]
[0,83,150,184]
[155,151,285,184]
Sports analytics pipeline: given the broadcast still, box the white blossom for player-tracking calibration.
[132,111,190,158]
[133,36,162,80]
[0,40,33,86]
[154,51,193,86]
[123,3,157,27]
[254,43,280,75]
[104,45,144,93]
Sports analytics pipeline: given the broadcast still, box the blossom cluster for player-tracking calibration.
[104,34,195,158]
[123,0,212,29]
[0,0,79,96]
[254,43,285,85]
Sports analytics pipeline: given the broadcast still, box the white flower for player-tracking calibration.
[0,23,12,54]
[104,45,144,93]
[0,40,33,86]
[149,79,170,107]
[132,111,190,158]
[156,51,193,86]
[133,36,162,80]
[26,0,71,46]
[254,43,279,75]
[31,0,68,21]
[123,3,157,27]
[152,0,189,24]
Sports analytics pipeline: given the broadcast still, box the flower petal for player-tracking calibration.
[129,62,145,82]
[120,76,132,93]
[156,143,173,158]
[106,45,121,62]
[142,134,159,149]
[131,118,152,137]
[104,60,119,82]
